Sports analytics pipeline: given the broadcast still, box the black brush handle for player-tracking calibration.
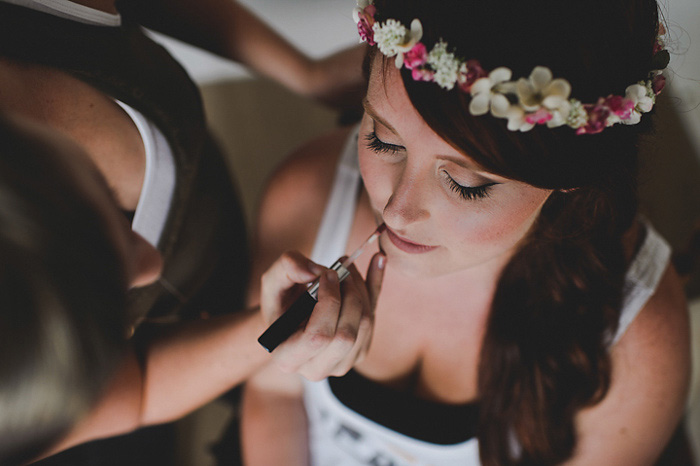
[258,292,318,352]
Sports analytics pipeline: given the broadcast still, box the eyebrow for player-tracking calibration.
[362,98,398,135]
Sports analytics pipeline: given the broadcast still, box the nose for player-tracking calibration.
[382,165,430,229]
[128,232,163,288]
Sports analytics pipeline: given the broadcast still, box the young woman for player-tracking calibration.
[241,0,690,464]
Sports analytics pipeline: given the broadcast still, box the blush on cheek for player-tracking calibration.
[453,198,544,251]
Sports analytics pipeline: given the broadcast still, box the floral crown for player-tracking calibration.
[353,0,669,135]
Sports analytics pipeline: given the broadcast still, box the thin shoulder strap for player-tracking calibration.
[310,127,362,266]
[612,220,671,345]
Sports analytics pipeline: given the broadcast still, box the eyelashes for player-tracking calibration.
[445,175,495,201]
[364,130,495,201]
[364,131,403,155]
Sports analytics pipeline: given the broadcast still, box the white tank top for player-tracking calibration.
[304,126,672,466]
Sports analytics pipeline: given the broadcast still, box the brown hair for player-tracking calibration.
[370,0,659,463]
[0,115,128,465]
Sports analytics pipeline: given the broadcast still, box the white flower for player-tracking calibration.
[505,106,535,132]
[373,19,407,57]
[469,67,514,117]
[393,19,424,69]
[516,66,571,128]
[425,40,460,90]
[546,101,572,128]
[625,83,654,113]
[566,100,588,129]
[352,0,372,22]
[373,18,423,68]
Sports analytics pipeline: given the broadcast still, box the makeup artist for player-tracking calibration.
[0,0,382,464]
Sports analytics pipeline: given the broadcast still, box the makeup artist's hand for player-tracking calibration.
[259,251,386,381]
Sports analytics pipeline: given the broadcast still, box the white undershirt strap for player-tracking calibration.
[116,101,176,248]
[309,126,362,266]
[0,0,121,26]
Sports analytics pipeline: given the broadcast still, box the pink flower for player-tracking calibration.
[403,43,428,70]
[652,74,666,95]
[356,5,377,45]
[458,60,487,93]
[411,67,435,82]
[576,100,610,135]
[604,95,635,119]
[525,108,553,125]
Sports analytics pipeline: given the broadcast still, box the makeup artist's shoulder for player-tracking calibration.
[263,126,354,211]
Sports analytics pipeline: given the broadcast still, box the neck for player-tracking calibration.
[69,0,118,14]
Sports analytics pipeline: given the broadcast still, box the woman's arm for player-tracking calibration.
[566,264,691,465]
[120,0,366,107]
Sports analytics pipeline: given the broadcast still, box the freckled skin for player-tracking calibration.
[358,61,552,278]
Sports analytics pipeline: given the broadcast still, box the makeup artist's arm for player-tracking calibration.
[42,250,382,456]
[119,0,365,108]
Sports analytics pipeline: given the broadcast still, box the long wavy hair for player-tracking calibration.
[369,0,659,463]
[0,115,128,465]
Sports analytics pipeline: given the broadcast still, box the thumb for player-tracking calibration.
[261,251,325,322]
[365,252,387,312]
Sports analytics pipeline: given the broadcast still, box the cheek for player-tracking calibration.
[447,190,550,250]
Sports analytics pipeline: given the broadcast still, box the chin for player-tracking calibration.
[382,250,452,279]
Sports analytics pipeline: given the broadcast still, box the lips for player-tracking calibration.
[385,227,438,254]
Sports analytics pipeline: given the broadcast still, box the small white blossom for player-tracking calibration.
[373,19,407,57]
[426,40,460,90]
[374,18,423,69]
[566,100,588,129]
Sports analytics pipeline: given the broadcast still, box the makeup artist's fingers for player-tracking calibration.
[260,251,325,324]
[355,251,386,358]
[270,270,342,374]
[297,263,374,380]
[366,252,387,308]
[318,254,386,376]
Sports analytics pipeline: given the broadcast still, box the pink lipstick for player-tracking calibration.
[385,227,437,254]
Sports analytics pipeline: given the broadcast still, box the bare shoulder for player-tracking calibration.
[621,263,689,367]
[254,126,355,260]
[247,126,355,305]
[570,264,690,464]
[0,58,145,209]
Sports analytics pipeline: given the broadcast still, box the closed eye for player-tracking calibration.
[445,173,496,201]
[364,131,404,155]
